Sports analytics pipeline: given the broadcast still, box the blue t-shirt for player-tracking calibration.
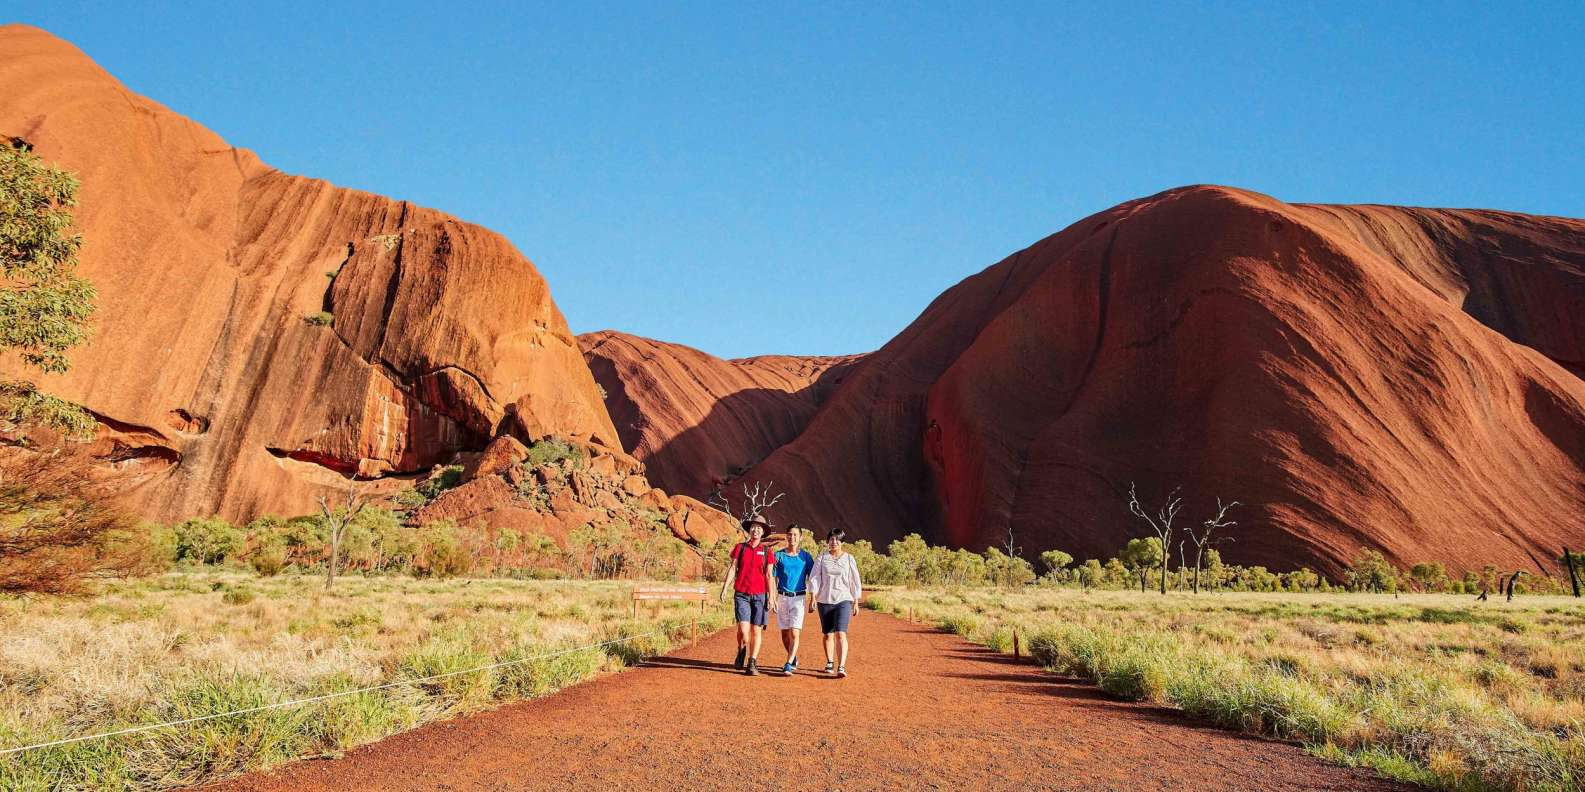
[773,550,814,595]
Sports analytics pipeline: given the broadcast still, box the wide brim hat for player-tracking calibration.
[740,516,770,531]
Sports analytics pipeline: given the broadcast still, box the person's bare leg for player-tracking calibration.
[788,628,801,663]
[750,625,764,660]
[781,628,793,654]
[836,631,850,669]
[736,621,750,650]
[823,632,835,666]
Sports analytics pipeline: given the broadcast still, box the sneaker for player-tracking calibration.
[824,662,835,676]
[837,665,847,678]
[734,648,746,669]
[746,659,758,676]
[782,661,795,675]
[789,656,798,671]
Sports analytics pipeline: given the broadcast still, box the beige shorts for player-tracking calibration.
[775,594,808,630]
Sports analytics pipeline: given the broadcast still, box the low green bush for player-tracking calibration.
[174,517,242,565]
[525,437,585,469]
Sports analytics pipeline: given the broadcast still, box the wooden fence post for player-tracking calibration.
[1566,547,1581,598]
[691,617,698,646]
[1013,626,1021,660]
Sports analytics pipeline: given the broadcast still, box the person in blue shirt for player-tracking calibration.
[771,524,815,676]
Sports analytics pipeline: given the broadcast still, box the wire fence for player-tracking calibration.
[0,627,677,758]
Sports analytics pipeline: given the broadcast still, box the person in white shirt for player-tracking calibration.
[809,528,862,678]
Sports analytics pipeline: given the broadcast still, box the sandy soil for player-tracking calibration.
[208,612,1408,791]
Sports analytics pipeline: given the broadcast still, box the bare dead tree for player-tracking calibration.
[1187,498,1239,594]
[1128,482,1183,595]
[709,480,786,530]
[1176,540,1188,591]
[316,478,374,591]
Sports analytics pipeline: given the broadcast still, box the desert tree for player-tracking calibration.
[0,140,96,438]
[0,447,150,594]
[1120,536,1163,593]
[1127,482,1183,594]
[1039,549,1074,583]
[1187,498,1239,593]
[316,478,376,591]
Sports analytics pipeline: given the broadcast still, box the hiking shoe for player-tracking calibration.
[837,665,847,678]
[825,662,835,676]
[745,659,758,676]
[734,648,746,669]
[782,661,794,675]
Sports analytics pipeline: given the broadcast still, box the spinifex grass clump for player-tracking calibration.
[869,588,1585,792]
[0,572,728,791]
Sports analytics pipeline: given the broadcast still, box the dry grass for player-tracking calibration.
[868,587,1585,791]
[0,571,725,790]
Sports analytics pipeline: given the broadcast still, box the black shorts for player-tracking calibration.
[817,600,853,634]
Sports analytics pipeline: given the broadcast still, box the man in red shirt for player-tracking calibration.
[719,516,775,676]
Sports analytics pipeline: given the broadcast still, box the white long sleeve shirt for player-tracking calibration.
[809,551,862,605]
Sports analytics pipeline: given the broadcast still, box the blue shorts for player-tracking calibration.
[817,600,853,634]
[733,593,768,627]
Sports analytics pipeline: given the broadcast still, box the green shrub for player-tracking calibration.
[141,521,180,568]
[175,516,243,565]
[939,614,982,637]
[220,586,256,605]
[303,311,334,326]
[1345,549,1400,593]
[250,533,288,577]
[416,520,472,578]
[525,437,585,469]
[400,465,465,511]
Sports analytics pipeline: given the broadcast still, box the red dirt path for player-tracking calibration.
[210,612,1408,791]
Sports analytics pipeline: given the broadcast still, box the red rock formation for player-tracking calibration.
[0,25,617,523]
[578,330,860,501]
[415,441,736,579]
[747,186,1585,577]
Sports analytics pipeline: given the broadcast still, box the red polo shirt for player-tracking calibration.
[730,541,774,595]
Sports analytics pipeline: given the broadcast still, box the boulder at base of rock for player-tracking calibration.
[463,435,530,482]
[664,494,737,547]
[621,475,650,498]
[640,487,670,511]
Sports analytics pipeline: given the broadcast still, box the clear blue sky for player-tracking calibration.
[16,2,1585,358]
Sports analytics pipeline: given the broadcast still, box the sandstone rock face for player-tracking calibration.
[745,186,1585,577]
[579,330,861,500]
[0,26,617,523]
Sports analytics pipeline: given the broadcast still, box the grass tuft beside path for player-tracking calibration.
[868,587,1585,792]
[0,572,726,791]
